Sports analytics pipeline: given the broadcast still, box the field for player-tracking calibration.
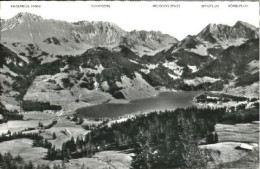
[219,149,259,169]
[64,151,133,169]
[42,116,90,148]
[215,122,259,143]
[0,138,47,163]
[200,121,259,169]
[0,138,132,169]
[0,111,55,134]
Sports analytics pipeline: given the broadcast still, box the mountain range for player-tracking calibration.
[0,12,259,111]
[1,12,177,56]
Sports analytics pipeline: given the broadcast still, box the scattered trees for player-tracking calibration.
[0,152,63,169]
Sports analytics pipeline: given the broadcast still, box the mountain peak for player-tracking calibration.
[234,21,257,30]
[196,23,223,43]
[129,30,178,43]
[207,23,218,31]
[91,21,121,29]
[197,21,258,45]
[73,21,90,26]
[202,23,231,33]
[1,12,42,31]
[14,12,43,22]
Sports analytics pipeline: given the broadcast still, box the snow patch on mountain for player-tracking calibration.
[0,65,18,77]
[162,61,178,69]
[184,76,220,86]
[216,38,248,49]
[247,60,259,74]
[188,65,198,73]
[140,69,150,74]
[140,64,159,74]
[101,81,110,91]
[95,64,105,73]
[146,64,159,69]
[129,59,139,64]
[188,44,208,56]
[79,64,104,74]
[163,61,183,76]
[60,65,69,72]
[168,73,179,80]
[112,46,122,52]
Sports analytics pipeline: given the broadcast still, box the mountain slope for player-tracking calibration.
[196,38,259,80]
[1,12,178,56]
[0,44,159,111]
[194,38,259,96]
[169,21,258,57]
[121,30,178,55]
[197,21,258,48]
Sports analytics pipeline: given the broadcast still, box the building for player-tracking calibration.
[238,143,253,151]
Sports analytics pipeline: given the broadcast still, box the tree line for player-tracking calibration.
[0,102,23,124]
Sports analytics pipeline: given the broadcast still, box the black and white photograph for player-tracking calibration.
[0,1,259,169]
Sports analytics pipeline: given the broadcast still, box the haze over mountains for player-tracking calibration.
[0,12,259,111]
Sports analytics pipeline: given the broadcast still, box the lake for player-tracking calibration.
[76,91,200,118]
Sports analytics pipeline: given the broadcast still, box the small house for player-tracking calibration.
[238,143,253,151]
[64,129,72,136]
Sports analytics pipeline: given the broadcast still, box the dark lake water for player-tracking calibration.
[76,91,200,118]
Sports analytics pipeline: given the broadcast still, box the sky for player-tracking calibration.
[0,1,259,40]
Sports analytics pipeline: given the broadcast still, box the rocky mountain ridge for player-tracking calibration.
[1,12,177,56]
[170,21,258,57]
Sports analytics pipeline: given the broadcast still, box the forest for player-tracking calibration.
[0,105,258,169]
[49,106,258,168]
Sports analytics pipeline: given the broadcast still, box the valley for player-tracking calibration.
[0,12,259,169]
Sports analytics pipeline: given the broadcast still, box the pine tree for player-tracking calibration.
[206,133,214,144]
[38,122,43,127]
[27,161,34,169]
[53,163,59,169]
[214,132,218,143]
[53,132,57,140]
[81,164,85,169]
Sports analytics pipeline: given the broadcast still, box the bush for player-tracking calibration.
[76,118,84,125]
[61,78,73,88]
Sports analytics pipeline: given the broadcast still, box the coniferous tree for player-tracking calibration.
[53,132,57,140]
[214,132,218,143]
